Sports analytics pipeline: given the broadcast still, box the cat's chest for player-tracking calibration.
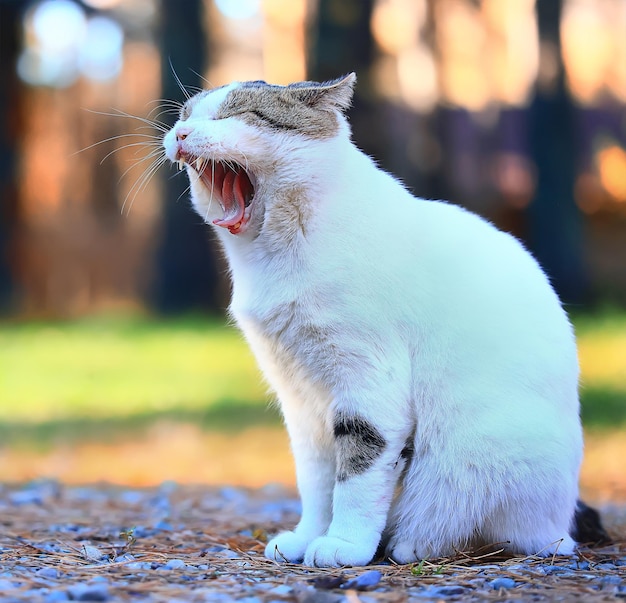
[234,298,334,410]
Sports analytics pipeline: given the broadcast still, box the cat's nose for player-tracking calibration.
[175,126,193,142]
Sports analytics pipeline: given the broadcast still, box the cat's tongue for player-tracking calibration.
[212,168,253,234]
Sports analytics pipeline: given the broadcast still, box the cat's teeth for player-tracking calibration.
[195,158,205,172]
[177,159,185,171]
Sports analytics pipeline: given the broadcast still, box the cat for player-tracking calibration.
[162,73,607,567]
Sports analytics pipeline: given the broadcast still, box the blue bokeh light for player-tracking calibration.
[18,0,125,87]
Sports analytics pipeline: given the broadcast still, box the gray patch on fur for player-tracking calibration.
[212,75,355,139]
[334,414,386,482]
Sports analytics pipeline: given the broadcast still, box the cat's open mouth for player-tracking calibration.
[179,155,255,234]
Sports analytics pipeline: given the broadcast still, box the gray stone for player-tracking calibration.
[490,577,516,590]
[162,558,187,570]
[67,583,110,602]
[37,567,60,580]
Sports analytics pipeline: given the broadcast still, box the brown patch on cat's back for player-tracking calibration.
[214,83,340,139]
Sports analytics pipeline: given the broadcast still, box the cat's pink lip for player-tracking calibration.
[177,153,255,235]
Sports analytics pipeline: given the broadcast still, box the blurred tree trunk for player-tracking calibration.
[0,0,24,314]
[308,0,389,163]
[307,1,440,202]
[528,0,586,303]
[153,0,221,313]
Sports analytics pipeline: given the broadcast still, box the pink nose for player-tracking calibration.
[176,126,193,142]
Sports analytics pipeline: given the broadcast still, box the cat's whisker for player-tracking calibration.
[239,150,251,173]
[151,108,182,122]
[146,101,185,123]
[211,159,217,198]
[188,68,213,90]
[130,144,164,161]
[224,159,237,174]
[122,153,169,216]
[132,125,166,136]
[146,97,183,108]
[121,149,164,189]
[204,159,217,222]
[85,107,170,134]
[169,59,194,101]
[73,133,161,158]
[176,181,192,204]
[146,98,183,113]
[99,140,163,165]
[118,148,164,183]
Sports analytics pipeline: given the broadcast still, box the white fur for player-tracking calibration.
[163,80,583,567]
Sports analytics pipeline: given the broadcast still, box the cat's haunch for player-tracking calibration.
[163,74,605,567]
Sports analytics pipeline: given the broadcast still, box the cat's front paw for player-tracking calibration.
[304,536,375,568]
[386,540,420,564]
[265,531,311,563]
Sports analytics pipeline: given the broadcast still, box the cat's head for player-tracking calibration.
[163,73,356,236]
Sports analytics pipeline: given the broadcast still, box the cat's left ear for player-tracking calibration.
[289,73,356,113]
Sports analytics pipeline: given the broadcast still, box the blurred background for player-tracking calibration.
[0,0,624,498]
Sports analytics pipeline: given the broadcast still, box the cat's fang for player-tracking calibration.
[177,159,185,171]
[195,158,205,172]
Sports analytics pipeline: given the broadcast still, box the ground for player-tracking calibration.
[0,481,624,602]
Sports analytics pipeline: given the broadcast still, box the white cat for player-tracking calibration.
[163,74,591,567]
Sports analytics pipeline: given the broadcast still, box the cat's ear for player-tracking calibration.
[288,73,356,113]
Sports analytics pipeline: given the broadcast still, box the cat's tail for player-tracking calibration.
[569,500,611,546]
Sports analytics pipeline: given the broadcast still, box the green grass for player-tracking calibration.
[573,309,626,427]
[0,315,266,421]
[0,311,624,445]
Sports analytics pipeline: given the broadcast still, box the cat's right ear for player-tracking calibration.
[289,73,356,113]
[318,73,356,112]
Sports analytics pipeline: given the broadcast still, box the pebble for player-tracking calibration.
[219,487,249,505]
[490,577,516,590]
[81,544,104,561]
[537,565,573,576]
[203,594,239,603]
[67,583,110,601]
[214,549,241,559]
[425,585,465,597]
[148,495,171,513]
[601,575,622,587]
[567,560,590,570]
[45,591,70,602]
[162,558,187,570]
[154,519,173,531]
[118,490,144,505]
[343,570,382,590]
[595,562,617,570]
[37,567,60,579]
[9,489,44,506]
[125,561,152,570]
[269,584,292,595]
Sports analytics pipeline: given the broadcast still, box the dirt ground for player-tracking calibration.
[1,424,625,499]
[0,481,624,602]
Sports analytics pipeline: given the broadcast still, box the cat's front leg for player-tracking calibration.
[304,411,411,567]
[265,412,335,563]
